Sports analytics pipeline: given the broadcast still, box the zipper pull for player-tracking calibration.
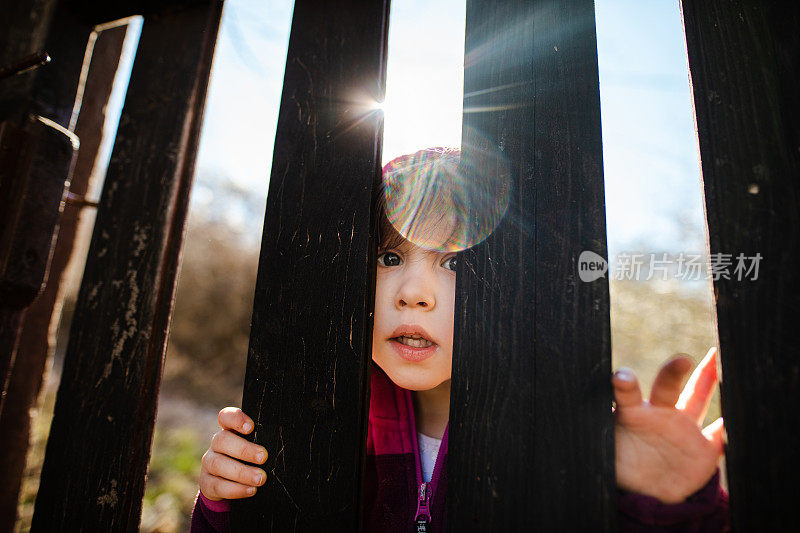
[414,481,432,532]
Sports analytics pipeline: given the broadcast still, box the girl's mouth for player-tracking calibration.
[393,334,434,348]
[389,329,437,362]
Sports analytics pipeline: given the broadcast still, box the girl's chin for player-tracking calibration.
[372,357,449,391]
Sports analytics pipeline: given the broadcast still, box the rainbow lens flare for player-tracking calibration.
[381,127,511,252]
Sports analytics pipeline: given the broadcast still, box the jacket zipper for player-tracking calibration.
[406,389,449,532]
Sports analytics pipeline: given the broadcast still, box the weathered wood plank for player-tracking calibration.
[0,116,77,401]
[30,3,222,529]
[232,0,390,530]
[0,114,78,526]
[0,25,128,531]
[0,0,90,420]
[69,0,215,26]
[448,0,615,529]
[681,1,800,530]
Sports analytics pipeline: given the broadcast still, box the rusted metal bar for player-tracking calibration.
[64,190,99,208]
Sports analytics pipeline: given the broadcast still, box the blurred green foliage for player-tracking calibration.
[140,426,210,532]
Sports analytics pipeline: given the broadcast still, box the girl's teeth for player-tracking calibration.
[397,336,433,348]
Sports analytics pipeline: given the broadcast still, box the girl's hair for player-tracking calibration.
[377,147,465,252]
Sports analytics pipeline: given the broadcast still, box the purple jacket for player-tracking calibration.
[191,366,729,531]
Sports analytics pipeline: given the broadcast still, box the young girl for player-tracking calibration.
[190,149,729,532]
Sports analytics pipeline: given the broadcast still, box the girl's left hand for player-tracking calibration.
[613,347,725,504]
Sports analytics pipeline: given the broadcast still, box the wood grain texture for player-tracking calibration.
[448,0,615,530]
[231,0,389,530]
[30,3,222,530]
[681,1,800,529]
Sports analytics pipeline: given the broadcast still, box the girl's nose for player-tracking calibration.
[395,271,436,310]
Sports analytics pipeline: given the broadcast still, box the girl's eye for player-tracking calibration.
[378,251,402,267]
[442,255,457,272]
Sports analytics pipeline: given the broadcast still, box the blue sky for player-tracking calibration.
[594,0,707,255]
[184,0,708,256]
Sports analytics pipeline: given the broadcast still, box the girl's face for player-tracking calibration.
[372,237,456,391]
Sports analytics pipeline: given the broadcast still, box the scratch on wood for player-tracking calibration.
[278,426,287,472]
[348,313,354,350]
[270,470,300,511]
[307,423,315,479]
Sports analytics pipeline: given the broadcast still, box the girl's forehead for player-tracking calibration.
[385,236,452,258]
[380,212,457,252]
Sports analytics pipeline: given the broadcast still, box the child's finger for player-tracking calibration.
[649,356,692,407]
[211,429,268,465]
[218,407,254,434]
[612,367,643,409]
[676,347,718,424]
[200,471,259,500]
[702,417,725,455]
[202,449,266,488]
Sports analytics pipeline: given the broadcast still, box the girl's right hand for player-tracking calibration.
[199,407,268,502]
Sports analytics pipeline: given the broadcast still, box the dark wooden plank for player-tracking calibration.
[0,0,90,412]
[0,0,61,122]
[68,0,215,26]
[27,3,95,129]
[681,1,800,530]
[231,0,389,530]
[448,0,615,530]
[0,116,77,402]
[30,2,222,529]
[0,25,128,531]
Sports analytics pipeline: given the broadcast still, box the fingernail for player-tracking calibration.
[247,486,256,495]
[256,451,266,463]
[242,421,252,433]
[615,368,635,382]
[253,473,263,485]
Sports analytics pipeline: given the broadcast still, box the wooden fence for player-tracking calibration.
[0,0,797,531]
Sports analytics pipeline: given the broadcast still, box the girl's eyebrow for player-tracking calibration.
[408,245,451,259]
[421,247,449,258]
[379,236,452,257]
